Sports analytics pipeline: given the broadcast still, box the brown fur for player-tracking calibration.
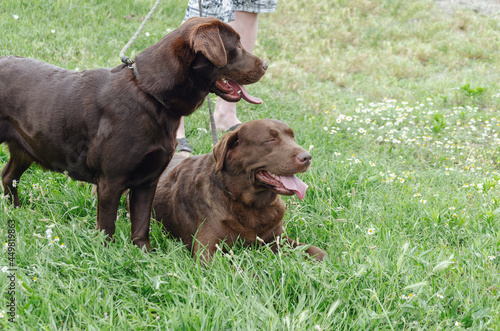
[153,119,326,262]
[0,17,267,250]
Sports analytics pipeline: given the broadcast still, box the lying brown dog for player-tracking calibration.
[153,119,326,262]
[0,17,267,250]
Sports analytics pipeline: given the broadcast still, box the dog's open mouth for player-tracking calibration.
[214,78,262,104]
[256,170,308,200]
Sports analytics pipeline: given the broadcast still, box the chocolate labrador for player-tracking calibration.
[0,17,267,250]
[153,119,326,262]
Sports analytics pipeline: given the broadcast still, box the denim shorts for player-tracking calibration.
[184,0,278,22]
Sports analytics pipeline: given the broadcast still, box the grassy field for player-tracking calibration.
[1,0,500,329]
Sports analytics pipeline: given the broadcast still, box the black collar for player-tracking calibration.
[129,63,168,109]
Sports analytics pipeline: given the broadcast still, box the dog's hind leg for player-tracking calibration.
[128,182,157,251]
[1,145,33,207]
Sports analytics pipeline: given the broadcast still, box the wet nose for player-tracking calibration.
[262,62,268,71]
[297,151,312,164]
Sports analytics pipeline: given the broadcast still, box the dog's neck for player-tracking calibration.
[131,36,209,117]
[215,168,281,210]
[128,63,169,109]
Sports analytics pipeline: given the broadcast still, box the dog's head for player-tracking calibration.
[213,119,311,202]
[184,17,267,104]
[134,17,267,113]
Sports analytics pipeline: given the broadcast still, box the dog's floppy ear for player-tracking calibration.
[191,23,227,68]
[213,130,239,173]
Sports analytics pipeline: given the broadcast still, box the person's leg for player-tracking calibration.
[176,6,263,146]
[214,11,259,131]
[175,117,193,156]
[176,117,186,140]
[176,0,230,152]
[229,11,259,52]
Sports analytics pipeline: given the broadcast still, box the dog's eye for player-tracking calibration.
[264,138,276,143]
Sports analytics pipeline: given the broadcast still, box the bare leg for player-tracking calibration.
[175,117,191,157]
[175,11,261,138]
[215,11,259,131]
[176,117,186,140]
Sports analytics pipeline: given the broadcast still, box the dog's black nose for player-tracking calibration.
[297,151,312,164]
[262,62,268,71]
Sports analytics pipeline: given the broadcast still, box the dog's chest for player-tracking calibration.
[222,204,285,241]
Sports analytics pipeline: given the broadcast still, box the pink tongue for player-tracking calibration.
[228,81,262,104]
[279,175,308,200]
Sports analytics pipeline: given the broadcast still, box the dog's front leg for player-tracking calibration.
[129,182,157,251]
[95,179,123,242]
[275,235,326,262]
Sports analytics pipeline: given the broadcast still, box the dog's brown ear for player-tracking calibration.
[213,130,239,173]
[191,23,227,68]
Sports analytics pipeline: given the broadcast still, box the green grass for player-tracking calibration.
[1,0,500,329]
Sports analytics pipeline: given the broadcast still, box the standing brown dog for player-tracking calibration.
[153,119,326,262]
[0,17,267,250]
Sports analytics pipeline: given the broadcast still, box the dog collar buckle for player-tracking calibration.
[129,63,139,78]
